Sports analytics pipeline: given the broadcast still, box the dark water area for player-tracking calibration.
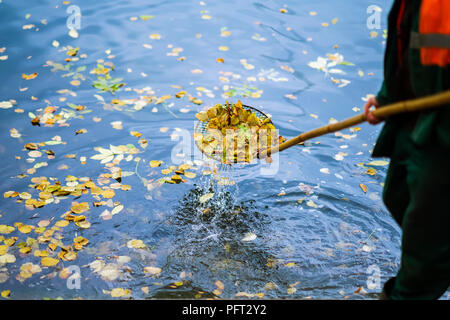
[1,0,444,300]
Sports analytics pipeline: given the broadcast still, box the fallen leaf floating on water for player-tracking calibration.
[242,232,257,242]
[199,193,214,203]
[149,160,162,168]
[360,184,368,193]
[0,101,13,109]
[1,290,11,298]
[215,280,225,290]
[130,131,142,138]
[71,202,89,214]
[18,225,32,234]
[110,121,123,130]
[0,225,15,234]
[143,266,162,276]
[110,288,131,298]
[68,28,78,38]
[366,160,389,166]
[127,239,146,249]
[102,189,115,199]
[171,175,184,184]
[287,287,297,295]
[41,257,59,267]
[22,73,38,80]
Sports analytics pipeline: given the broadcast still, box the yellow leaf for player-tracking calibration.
[19,247,32,254]
[22,72,38,80]
[130,131,142,138]
[184,171,196,179]
[55,220,69,228]
[143,266,162,275]
[61,251,77,261]
[150,160,162,168]
[127,239,145,249]
[0,225,15,234]
[215,280,224,290]
[285,262,296,267]
[75,220,91,229]
[1,290,10,298]
[18,225,32,234]
[171,175,183,184]
[213,289,222,296]
[41,257,59,267]
[0,245,7,255]
[360,184,367,193]
[110,288,131,298]
[287,287,297,294]
[366,160,389,166]
[33,250,49,257]
[19,192,31,200]
[102,189,115,199]
[149,33,161,40]
[71,202,89,214]
[199,193,214,203]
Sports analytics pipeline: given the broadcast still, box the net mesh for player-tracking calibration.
[194,105,273,163]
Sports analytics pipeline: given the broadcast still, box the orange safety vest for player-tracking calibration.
[410,0,450,67]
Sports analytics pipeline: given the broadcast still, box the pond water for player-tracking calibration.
[2,0,440,300]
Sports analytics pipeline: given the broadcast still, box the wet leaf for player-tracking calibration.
[102,189,115,199]
[110,288,131,298]
[0,253,16,264]
[18,225,32,234]
[75,220,91,229]
[71,202,89,214]
[0,101,13,109]
[41,257,59,267]
[150,160,162,168]
[199,193,214,203]
[111,204,124,215]
[127,239,145,249]
[366,160,389,166]
[22,72,38,80]
[242,232,257,242]
[1,290,11,298]
[143,266,162,276]
[0,225,15,234]
[215,280,224,290]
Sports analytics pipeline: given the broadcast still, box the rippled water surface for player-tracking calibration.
[1,0,435,300]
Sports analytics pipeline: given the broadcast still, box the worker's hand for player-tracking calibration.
[364,96,383,125]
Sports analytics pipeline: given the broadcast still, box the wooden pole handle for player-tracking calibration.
[259,90,450,158]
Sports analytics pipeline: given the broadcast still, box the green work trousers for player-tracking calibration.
[381,125,450,299]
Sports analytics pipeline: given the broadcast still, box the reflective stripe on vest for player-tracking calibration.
[410,32,450,49]
[417,0,450,67]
